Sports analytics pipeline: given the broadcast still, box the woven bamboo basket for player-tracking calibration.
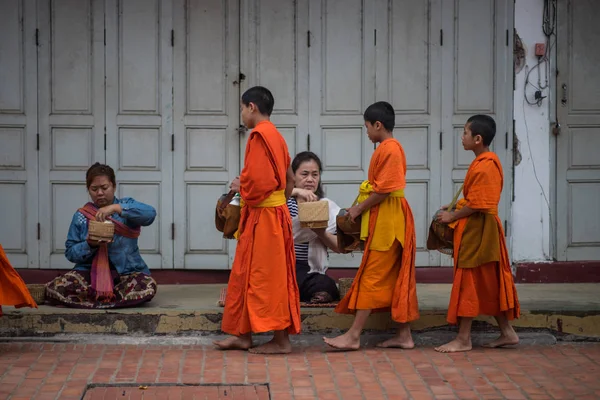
[338,278,354,298]
[88,220,115,242]
[298,200,329,229]
[27,284,46,305]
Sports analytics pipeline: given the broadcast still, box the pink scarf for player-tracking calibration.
[78,203,141,301]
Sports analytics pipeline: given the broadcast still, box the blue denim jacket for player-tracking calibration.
[65,197,156,275]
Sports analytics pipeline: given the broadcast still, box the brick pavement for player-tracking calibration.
[0,342,599,400]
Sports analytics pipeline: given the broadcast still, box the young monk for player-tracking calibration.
[0,244,37,316]
[214,86,300,354]
[434,114,520,353]
[323,101,419,350]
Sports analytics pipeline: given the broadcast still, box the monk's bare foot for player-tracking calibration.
[323,332,360,351]
[434,338,472,353]
[482,332,519,348]
[248,338,292,354]
[213,335,252,351]
[376,336,415,349]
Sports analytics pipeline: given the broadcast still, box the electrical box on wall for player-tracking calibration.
[535,43,546,57]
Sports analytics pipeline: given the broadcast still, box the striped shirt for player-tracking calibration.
[287,197,309,261]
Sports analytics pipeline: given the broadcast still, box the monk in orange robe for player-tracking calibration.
[213,86,300,354]
[323,101,419,351]
[435,114,520,353]
[0,244,37,316]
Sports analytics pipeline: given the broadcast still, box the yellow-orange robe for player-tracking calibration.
[335,138,419,323]
[221,120,301,335]
[0,244,37,317]
[446,152,520,324]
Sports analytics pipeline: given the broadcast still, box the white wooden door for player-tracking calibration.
[439,0,513,266]
[556,0,600,261]
[373,0,443,267]
[0,0,39,268]
[104,0,173,269]
[308,0,376,268]
[37,0,106,269]
[240,0,310,161]
[172,0,241,269]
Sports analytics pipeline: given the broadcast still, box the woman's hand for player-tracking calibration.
[436,210,455,224]
[294,188,318,203]
[95,204,122,222]
[440,204,449,210]
[86,238,108,247]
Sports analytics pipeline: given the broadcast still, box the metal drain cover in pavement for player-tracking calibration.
[83,384,270,399]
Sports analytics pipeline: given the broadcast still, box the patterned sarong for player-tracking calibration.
[46,270,156,309]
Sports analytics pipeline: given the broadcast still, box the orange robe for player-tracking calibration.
[221,120,301,335]
[446,152,520,324]
[0,244,37,316]
[335,138,419,323]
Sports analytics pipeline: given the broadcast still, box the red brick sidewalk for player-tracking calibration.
[0,342,599,400]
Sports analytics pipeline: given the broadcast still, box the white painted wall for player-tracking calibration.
[511,0,553,262]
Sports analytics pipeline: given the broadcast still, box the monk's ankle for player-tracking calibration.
[455,334,471,345]
[397,324,412,338]
[345,329,362,341]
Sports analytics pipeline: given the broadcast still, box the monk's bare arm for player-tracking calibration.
[285,166,295,199]
[357,192,390,213]
[450,205,477,221]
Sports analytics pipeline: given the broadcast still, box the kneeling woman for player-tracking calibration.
[288,152,341,304]
[46,163,158,309]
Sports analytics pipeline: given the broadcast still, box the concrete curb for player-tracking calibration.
[0,331,558,347]
[1,308,599,339]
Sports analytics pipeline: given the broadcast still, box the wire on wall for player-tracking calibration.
[521,0,557,259]
[523,0,556,107]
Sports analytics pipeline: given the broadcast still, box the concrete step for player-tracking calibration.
[0,331,559,347]
[1,284,599,339]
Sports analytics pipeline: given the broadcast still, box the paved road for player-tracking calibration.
[1,341,599,399]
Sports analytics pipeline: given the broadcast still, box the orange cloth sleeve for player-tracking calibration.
[369,139,406,193]
[240,133,280,206]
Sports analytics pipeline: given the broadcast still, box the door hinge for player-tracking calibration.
[506,29,509,46]
[440,29,443,46]
[307,30,311,47]
[374,29,377,46]
[504,220,508,236]
[36,133,39,151]
[439,132,443,150]
[171,134,174,151]
[35,29,39,46]
[104,133,107,150]
[171,223,175,240]
[171,30,174,47]
[104,28,106,46]
[307,134,311,151]
[37,223,40,240]
[505,132,508,149]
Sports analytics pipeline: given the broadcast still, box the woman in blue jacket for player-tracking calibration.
[46,163,157,309]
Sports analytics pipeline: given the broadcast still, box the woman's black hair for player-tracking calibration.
[86,162,116,189]
[291,151,325,199]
